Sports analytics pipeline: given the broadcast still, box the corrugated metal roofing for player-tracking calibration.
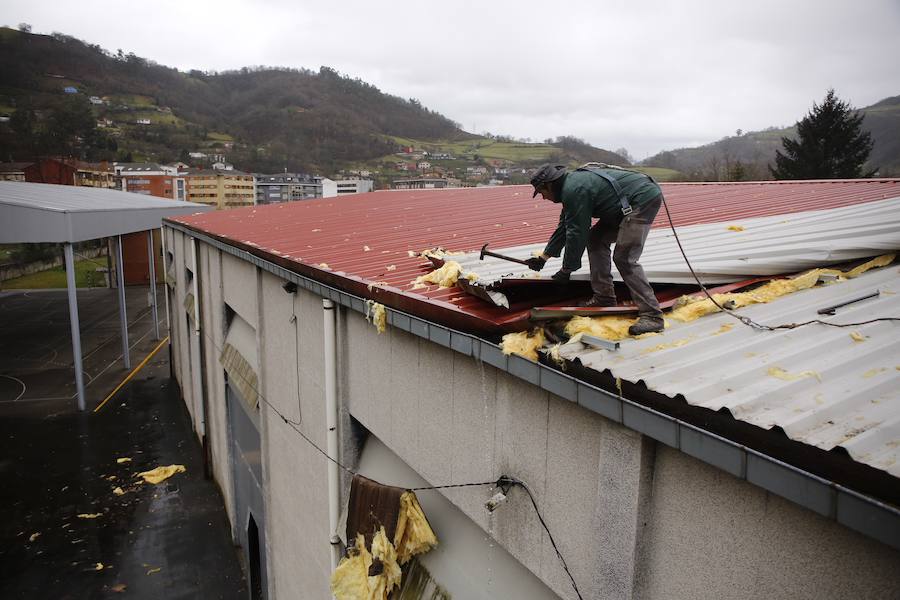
[0,181,213,243]
[556,265,900,477]
[170,179,900,332]
[451,197,900,288]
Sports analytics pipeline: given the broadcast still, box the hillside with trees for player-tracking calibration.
[0,27,626,177]
[643,93,900,180]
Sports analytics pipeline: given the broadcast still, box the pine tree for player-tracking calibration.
[770,90,874,179]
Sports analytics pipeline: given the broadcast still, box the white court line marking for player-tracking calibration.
[0,374,27,402]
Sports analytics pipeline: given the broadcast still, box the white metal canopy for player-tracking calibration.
[0,181,212,243]
[0,182,213,410]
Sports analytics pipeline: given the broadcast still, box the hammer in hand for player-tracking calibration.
[479,243,529,266]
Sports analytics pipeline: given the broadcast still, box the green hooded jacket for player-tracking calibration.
[543,168,661,271]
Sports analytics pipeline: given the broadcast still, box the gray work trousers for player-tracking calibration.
[586,195,663,318]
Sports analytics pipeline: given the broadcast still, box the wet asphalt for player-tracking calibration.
[0,289,247,599]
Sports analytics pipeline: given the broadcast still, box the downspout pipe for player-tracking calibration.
[323,298,341,570]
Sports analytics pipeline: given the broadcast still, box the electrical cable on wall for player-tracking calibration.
[660,197,899,331]
[186,306,585,600]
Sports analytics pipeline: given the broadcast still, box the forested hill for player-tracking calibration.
[0,27,469,171]
[643,94,900,180]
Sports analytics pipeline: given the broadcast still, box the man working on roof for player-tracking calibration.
[525,163,665,335]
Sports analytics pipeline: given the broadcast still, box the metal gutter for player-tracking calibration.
[165,221,900,552]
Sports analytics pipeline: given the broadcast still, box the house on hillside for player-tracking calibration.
[24,158,115,188]
[162,180,900,599]
[0,162,32,181]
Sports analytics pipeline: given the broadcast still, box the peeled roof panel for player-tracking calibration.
[558,266,900,477]
[169,179,900,332]
[451,196,900,285]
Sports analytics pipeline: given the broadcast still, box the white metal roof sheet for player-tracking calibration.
[457,197,900,285]
[0,182,213,243]
[555,265,900,477]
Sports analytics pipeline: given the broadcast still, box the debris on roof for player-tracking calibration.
[668,254,894,324]
[555,263,900,477]
[501,329,545,361]
[366,301,387,334]
[411,261,478,290]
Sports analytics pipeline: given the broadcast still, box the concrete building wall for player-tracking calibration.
[198,243,236,525]
[222,254,258,330]
[170,229,194,427]
[634,445,900,599]
[257,270,332,598]
[341,305,652,599]
[168,233,900,600]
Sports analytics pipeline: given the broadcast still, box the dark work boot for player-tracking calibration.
[579,296,617,308]
[628,316,665,335]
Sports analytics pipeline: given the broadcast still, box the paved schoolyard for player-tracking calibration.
[0,287,247,599]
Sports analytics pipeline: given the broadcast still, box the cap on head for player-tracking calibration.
[530,164,567,197]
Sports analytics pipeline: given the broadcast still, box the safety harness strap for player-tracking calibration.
[576,167,633,216]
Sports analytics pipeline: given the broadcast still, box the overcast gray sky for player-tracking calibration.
[5,0,899,159]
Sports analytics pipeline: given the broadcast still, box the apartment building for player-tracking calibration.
[184,169,256,209]
[117,163,186,201]
[255,173,322,205]
[334,179,374,195]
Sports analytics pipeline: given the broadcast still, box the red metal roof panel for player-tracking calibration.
[168,179,900,333]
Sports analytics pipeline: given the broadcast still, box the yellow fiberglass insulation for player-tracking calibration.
[331,491,438,600]
[331,534,373,600]
[562,254,896,342]
[411,261,478,290]
[501,329,545,361]
[136,464,186,484]
[394,491,438,564]
[365,300,387,334]
[371,527,403,597]
[419,247,464,260]
[564,315,641,342]
[668,269,821,323]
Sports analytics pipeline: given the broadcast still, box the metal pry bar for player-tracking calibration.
[817,290,880,315]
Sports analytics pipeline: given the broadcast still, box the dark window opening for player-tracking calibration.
[248,515,264,600]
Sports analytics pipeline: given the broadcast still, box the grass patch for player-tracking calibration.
[109,94,156,107]
[631,166,684,181]
[2,257,108,289]
[207,131,234,141]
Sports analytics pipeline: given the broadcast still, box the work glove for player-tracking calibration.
[551,269,571,282]
[525,256,547,271]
